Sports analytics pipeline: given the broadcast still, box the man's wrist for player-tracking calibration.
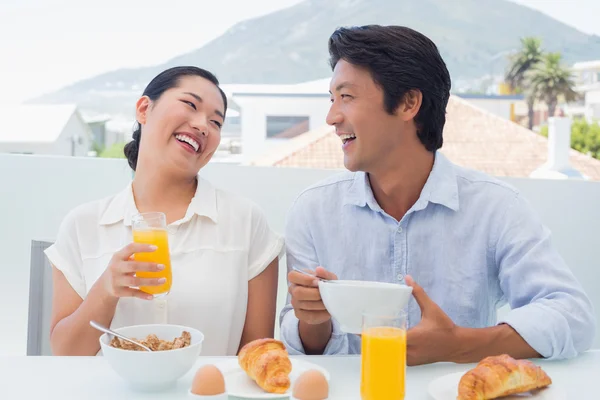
[447,324,540,363]
[449,325,472,363]
[299,319,333,355]
[449,325,500,363]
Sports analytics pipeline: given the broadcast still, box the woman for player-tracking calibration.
[45,66,283,356]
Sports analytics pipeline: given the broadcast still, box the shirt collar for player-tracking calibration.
[343,151,460,213]
[99,176,218,226]
[417,151,460,212]
[344,172,383,212]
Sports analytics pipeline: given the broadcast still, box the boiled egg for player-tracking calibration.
[292,369,329,400]
[190,365,226,397]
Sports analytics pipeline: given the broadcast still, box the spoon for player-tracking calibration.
[292,266,338,283]
[90,320,152,352]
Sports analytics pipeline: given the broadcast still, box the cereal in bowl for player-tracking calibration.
[110,330,191,351]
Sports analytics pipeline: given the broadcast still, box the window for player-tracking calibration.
[266,116,309,139]
[88,122,106,148]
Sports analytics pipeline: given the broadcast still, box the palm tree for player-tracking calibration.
[529,52,578,118]
[505,37,543,130]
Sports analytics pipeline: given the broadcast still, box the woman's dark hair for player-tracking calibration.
[328,25,451,152]
[124,66,228,170]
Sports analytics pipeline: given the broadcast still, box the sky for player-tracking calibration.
[0,0,304,104]
[1,0,599,105]
[510,0,600,37]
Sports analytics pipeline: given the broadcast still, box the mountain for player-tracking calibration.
[31,0,600,117]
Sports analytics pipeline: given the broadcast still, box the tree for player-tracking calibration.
[91,140,105,156]
[539,119,600,160]
[505,37,544,130]
[529,52,578,118]
[99,142,126,159]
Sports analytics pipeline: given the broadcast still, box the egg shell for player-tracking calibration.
[190,365,226,396]
[188,391,228,400]
[292,369,329,400]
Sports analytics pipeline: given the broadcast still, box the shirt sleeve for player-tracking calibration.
[247,203,284,280]
[44,210,86,299]
[495,192,596,359]
[279,195,360,355]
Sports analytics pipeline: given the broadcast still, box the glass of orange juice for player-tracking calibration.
[131,212,172,297]
[361,311,407,400]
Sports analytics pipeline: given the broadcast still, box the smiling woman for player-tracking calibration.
[123,66,228,172]
[45,66,283,357]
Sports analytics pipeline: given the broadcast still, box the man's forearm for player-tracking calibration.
[299,319,333,355]
[451,323,541,363]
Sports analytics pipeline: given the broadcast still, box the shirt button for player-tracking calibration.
[397,274,404,281]
[398,227,403,233]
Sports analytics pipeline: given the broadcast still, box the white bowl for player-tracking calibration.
[99,324,204,391]
[318,280,413,334]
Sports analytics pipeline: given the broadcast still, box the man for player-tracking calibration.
[279,25,596,365]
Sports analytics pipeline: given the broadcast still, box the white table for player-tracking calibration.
[2,351,599,399]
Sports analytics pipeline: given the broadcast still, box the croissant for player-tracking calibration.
[457,354,552,400]
[238,338,292,394]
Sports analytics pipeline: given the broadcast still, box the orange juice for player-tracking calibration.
[132,228,172,295]
[361,326,406,400]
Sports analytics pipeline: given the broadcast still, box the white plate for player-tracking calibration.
[428,372,566,400]
[214,358,330,399]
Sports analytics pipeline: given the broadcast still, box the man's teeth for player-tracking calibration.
[175,134,200,152]
[340,134,356,144]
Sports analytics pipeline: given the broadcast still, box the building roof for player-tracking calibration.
[456,93,525,101]
[572,60,600,71]
[250,95,600,181]
[0,104,79,143]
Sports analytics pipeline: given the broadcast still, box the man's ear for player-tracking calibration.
[397,89,423,122]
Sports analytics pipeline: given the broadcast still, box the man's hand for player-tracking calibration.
[288,266,338,325]
[288,266,338,354]
[405,275,460,366]
[404,276,541,365]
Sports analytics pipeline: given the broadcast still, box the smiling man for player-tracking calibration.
[278,25,596,365]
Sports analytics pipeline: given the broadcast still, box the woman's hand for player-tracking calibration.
[99,243,165,300]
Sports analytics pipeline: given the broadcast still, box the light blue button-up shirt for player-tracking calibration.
[279,152,596,359]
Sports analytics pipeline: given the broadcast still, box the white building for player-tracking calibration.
[572,60,600,120]
[0,104,92,156]
[225,79,537,162]
[455,93,524,121]
[222,79,331,161]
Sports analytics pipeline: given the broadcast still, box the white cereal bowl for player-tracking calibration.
[318,280,413,334]
[99,324,204,391]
